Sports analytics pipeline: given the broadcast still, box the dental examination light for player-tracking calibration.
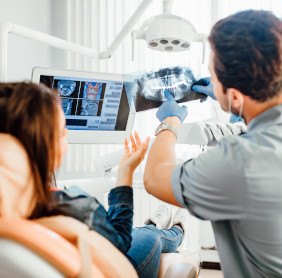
[131,0,206,62]
[0,0,206,81]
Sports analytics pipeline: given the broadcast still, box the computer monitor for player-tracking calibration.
[32,67,135,144]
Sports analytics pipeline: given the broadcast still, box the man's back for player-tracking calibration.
[213,124,282,276]
[171,105,282,277]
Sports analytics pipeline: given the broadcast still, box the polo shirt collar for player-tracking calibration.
[247,104,282,132]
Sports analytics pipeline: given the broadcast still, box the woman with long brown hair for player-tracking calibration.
[0,82,187,277]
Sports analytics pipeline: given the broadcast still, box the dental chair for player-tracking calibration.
[0,217,199,278]
[0,217,138,278]
[0,133,199,277]
[0,218,81,278]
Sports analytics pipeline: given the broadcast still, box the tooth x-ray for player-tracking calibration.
[124,66,206,112]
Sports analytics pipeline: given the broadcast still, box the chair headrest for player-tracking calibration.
[0,217,81,277]
[0,133,35,218]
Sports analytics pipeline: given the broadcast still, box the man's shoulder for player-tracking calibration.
[207,134,247,160]
[218,133,254,156]
[193,134,249,177]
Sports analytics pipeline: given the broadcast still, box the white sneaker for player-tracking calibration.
[172,208,190,251]
[144,205,172,229]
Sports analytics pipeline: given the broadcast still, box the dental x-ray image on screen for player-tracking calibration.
[38,72,130,133]
[80,82,102,116]
[124,66,206,112]
[53,80,104,118]
[57,79,80,115]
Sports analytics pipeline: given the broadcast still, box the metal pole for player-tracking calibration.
[12,24,99,58]
[0,22,100,82]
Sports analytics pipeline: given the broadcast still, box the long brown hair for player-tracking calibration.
[0,82,59,217]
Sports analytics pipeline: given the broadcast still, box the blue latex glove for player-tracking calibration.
[156,90,188,122]
[192,77,216,100]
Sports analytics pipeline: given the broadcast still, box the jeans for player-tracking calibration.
[127,225,183,278]
[47,186,134,254]
[47,186,183,276]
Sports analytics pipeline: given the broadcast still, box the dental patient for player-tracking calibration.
[0,82,189,278]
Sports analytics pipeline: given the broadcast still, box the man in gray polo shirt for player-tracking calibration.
[144,10,282,278]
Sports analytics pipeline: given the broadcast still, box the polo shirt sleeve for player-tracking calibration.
[171,137,247,221]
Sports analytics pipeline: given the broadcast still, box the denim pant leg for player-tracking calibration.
[126,225,183,278]
[106,186,134,254]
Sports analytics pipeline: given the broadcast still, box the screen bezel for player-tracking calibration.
[32,67,135,144]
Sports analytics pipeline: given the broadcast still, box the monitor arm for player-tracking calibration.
[0,0,154,82]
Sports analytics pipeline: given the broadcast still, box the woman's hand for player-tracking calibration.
[116,131,150,187]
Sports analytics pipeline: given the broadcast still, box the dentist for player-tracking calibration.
[144,10,282,278]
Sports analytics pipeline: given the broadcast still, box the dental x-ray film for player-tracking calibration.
[124,66,206,112]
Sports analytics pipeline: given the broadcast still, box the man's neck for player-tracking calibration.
[243,94,282,124]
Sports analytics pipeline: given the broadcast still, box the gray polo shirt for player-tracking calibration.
[172,104,282,277]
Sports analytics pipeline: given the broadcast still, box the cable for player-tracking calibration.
[53,172,57,187]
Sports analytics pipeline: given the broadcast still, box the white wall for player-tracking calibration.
[0,0,66,81]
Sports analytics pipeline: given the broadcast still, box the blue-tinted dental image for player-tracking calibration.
[58,80,76,96]
[54,80,80,115]
[124,66,206,112]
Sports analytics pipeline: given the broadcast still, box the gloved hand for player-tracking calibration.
[156,90,188,122]
[192,77,216,100]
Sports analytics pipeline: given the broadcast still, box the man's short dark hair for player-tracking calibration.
[209,10,282,102]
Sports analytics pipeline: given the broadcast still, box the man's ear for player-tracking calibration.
[228,88,244,109]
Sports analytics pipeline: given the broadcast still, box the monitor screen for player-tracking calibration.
[39,75,130,132]
[32,68,134,144]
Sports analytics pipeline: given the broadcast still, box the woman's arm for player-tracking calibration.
[116,131,149,187]
[105,132,149,253]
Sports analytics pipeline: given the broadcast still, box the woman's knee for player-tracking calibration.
[137,232,162,278]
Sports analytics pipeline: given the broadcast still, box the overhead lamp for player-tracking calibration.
[131,0,206,62]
